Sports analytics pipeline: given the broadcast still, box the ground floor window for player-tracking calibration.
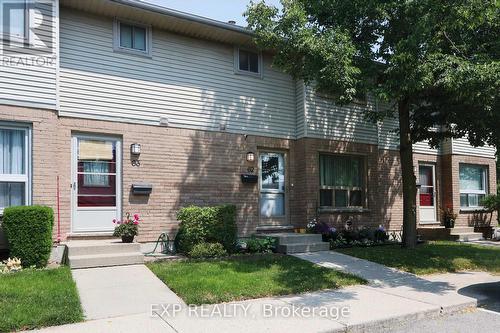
[319,154,365,208]
[459,164,488,208]
[0,124,30,212]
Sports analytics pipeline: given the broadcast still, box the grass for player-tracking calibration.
[336,241,500,275]
[147,254,366,305]
[0,267,83,332]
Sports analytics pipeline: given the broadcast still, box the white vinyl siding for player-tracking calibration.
[295,81,306,138]
[304,86,379,144]
[59,9,296,139]
[452,138,496,158]
[0,0,57,109]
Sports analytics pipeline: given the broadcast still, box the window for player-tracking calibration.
[0,125,30,212]
[114,19,151,55]
[459,164,487,208]
[235,48,261,75]
[319,154,365,208]
[0,0,29,41]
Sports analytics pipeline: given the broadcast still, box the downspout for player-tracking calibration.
[56,175,61,243]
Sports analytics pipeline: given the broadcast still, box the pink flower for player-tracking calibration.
[133,221,139,225]
[112,219,116,224]
[133,214,140,221]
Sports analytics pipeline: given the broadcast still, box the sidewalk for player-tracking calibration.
[28,252,485,333]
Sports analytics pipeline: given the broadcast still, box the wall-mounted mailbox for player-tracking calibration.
[241,174,258,184]
[132,183,153,195]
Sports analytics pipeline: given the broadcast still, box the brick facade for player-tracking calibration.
[0,105,496,244]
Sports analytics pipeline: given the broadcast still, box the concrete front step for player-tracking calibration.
[66,241,141,256]
[255,225,295,234]
[65,240,144,269]
[68,252,144,269]
[277,242,330,254]
[451,227,475,233]
[257,233,323,245]
[449,232,484,242]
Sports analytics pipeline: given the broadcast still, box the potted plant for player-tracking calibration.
[441,207,457,228]
[113,213,140,243]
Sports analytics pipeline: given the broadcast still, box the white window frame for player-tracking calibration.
[113,18,152,57]
[459,163,488,209]
[0,122,32,214]
[0,0,30,44]
[234,47,263,78]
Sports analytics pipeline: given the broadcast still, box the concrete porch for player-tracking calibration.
[64,239,144,269]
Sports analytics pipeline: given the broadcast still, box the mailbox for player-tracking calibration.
[132,183,153,195]
[240,174,258,184]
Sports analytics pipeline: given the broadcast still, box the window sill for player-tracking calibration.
[112,47,152,59]
[319,207,370,214]
[234,69,263,79]
[460,207,489,213]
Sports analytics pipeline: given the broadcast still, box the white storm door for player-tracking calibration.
[71,135,121,233]
[419,164,437,223]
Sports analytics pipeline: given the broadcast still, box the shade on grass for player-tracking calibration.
[147,254,365,305]
[0,267,83,332]
[337,241,500,275]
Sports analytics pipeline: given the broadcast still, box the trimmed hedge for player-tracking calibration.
[188,242,227,259]
[2,206,54,268]
[175,205,237,254]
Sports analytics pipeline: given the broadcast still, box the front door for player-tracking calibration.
[419,164,437,223]
[259,152,286,225]
[71,135,121,233]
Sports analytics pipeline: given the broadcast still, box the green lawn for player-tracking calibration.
[336,241,500,275]
[147,254,365,305]
[0,267,83,332]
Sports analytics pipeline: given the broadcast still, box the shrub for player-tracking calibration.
[188,242,227,259]
[374,226,389,242]
[2,206,54,268]
[244,236,276,253]
[357,227,373,241]
[175,205,237,254]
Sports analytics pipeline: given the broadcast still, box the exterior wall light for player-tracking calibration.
[246,151,255,162]
[130,143,141,155]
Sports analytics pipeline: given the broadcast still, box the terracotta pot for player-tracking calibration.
[121,235,134,243]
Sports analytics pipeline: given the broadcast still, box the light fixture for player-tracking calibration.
[130,143,141,155]
[246,151,255,162]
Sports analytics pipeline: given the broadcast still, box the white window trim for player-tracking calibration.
[234,46,263,78]
[113,18,152,57]
[0,122,32,214]
[0,0,30,44]
[459,163,488,208]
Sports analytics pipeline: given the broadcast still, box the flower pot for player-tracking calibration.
[444,219,455,228]
[121,235,134,243]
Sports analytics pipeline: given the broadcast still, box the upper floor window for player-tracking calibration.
[459,164,488,208]
[0,0,29,42]
[319,154,365,208]
[0,124,30,212]
[113,19,151,56]
[235,48,261,76]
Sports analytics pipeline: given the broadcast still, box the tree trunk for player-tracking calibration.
[398,97,417,248]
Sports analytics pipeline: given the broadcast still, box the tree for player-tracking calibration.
[245,0,500,248]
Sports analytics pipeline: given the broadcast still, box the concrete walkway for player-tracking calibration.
[71,264,185,320]
[29,252,488,333]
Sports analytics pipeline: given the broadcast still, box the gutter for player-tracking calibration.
[108,0,255,37]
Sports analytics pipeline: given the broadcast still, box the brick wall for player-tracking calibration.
[0,105,496,244]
